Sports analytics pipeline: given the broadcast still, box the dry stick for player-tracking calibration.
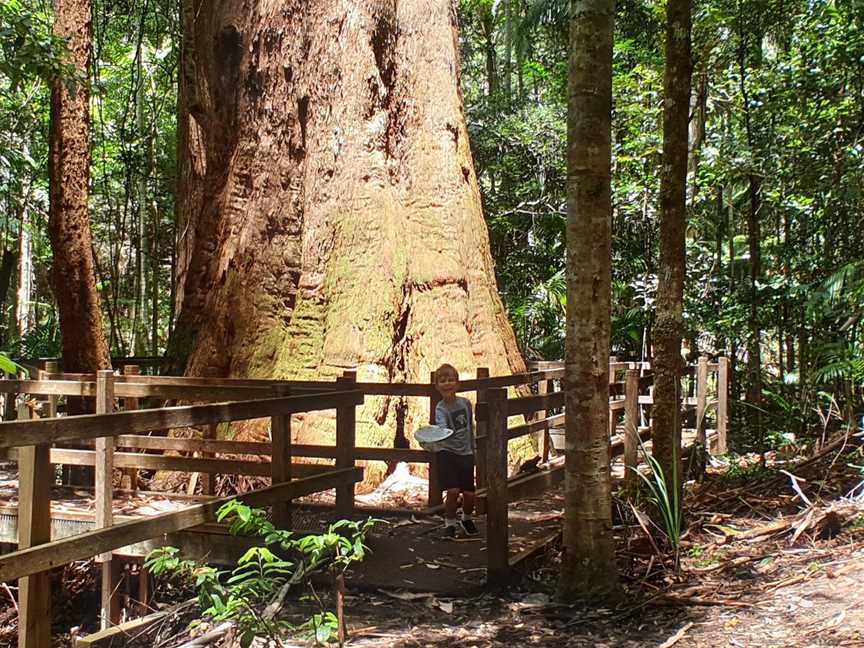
[173,622,233,648]
[336,572,346,648]
[628,502,665,565]
[659,593,753,608]
[658,622,694,648]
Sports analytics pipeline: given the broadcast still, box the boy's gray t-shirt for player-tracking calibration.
[434,397,474,455]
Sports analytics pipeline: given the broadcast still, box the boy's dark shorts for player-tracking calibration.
[436,451,475,492]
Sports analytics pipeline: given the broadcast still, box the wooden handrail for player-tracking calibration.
[0,391,364,448]
[0,467,364,583]
[4,447,333,477]
[72,435,433,463]
[3,369,566,400]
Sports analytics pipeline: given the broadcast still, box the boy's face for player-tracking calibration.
[435,369,459,398]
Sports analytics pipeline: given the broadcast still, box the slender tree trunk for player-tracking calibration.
[502,0,512,100]
[687,66,707,206]
[559,0,619,600]
[727,186,739,400]
[0,249,16,333]
[48,0,111,375]
[652,0,693,484]
[16,206,32,338]
[738,29,763,432]
[169,1,525,468]
[133,42,149,355]
[481,6,497,97]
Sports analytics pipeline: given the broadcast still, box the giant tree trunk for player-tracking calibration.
[170,1,525,464]
[558,0,619,600]
[653,0,692,488]
[49,0,111,377]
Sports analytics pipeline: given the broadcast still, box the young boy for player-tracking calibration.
[433,363,479,539]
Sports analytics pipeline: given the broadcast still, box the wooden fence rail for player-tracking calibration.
[0,374,366,648]
[0,354,729,624]
[480,355,729,583]
[0,467,363,585]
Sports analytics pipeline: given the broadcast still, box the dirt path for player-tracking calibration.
[333,537,864,647]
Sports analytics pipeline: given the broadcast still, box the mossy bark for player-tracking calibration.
[559,0,620,601]
[169,1,526,478]
[653,0,693,488]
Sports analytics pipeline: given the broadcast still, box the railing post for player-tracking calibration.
[271,384,292,529]
[486,387,509,586]
[17,400,52,648]
[716,357,729,454]
[121,365,140,490]
[696,356,708,451]
[200,423,218,496]
[623,368,640,491]
[474,367,489,494]
[95,369,119,628]
[335,371,357,517]
[427,370,442,508]
[38,361,59,419]
[536,377,552,462]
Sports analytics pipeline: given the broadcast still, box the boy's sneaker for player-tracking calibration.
[459,518,479,536]
[441,524,457,540]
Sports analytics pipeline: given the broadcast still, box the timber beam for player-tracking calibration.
[0,390,364,449]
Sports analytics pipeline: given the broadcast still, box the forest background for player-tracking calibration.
[0,0,862,452]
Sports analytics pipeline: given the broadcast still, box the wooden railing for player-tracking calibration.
[0,354,729,634]
[0,374,366,648]
[480,355,730,584]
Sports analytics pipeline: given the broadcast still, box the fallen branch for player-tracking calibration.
[175,622,233,648]
[658,621,694,648]
[658,593,753,608]
[737,519,792,540]
[687,555,764,574]
[765,573,809,591]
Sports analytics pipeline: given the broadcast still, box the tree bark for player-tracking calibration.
[558,0,619,600]
[737,53,763,436]
[169,1,525,465]
[48,0,111,376]
[652,0,693,487]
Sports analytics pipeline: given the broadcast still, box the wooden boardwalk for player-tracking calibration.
[0,356,728,647]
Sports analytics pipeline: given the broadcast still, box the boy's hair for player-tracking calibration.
[434,363,458,380]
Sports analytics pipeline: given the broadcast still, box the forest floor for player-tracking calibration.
[3,434,864,647]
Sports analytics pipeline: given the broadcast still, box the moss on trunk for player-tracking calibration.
[170,1,528,483]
